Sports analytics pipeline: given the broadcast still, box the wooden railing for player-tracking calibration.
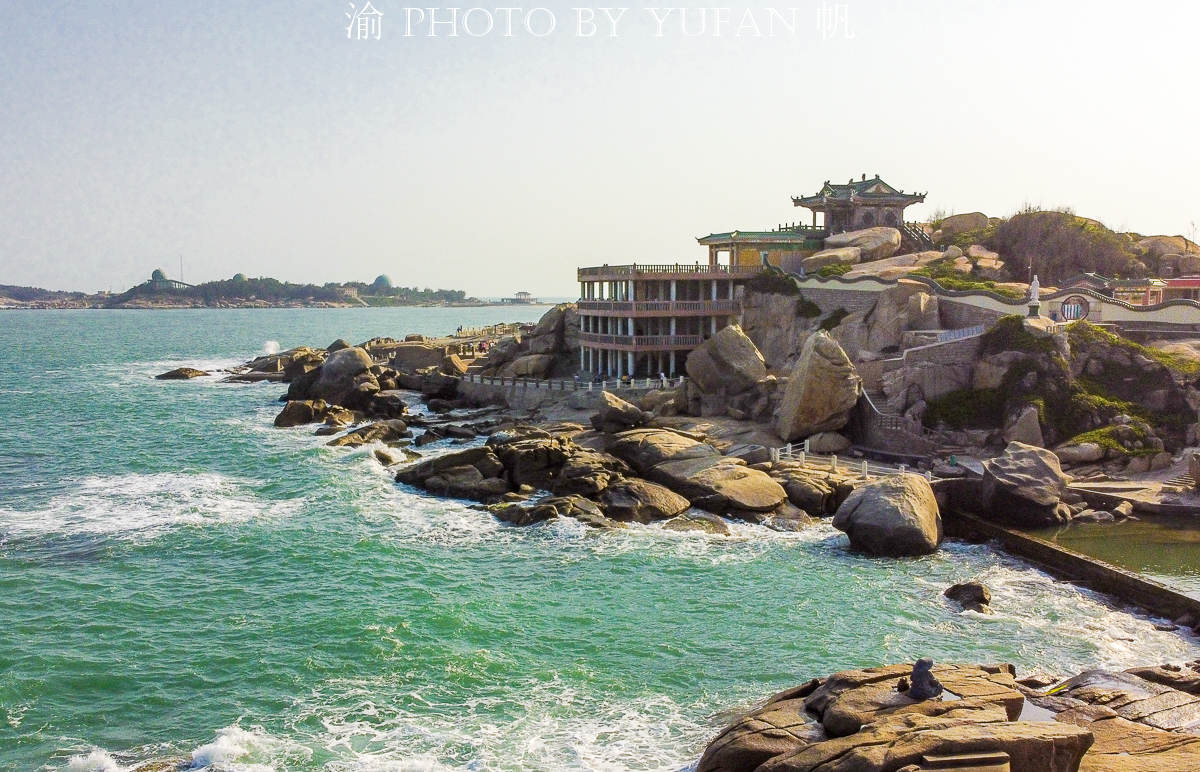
[576,299,741,314]
[461,373,687,391]
[578,263,767,279]
[771,441,939,480]
[578,332,705,348]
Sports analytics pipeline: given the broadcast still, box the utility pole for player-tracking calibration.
[180,255,183,283]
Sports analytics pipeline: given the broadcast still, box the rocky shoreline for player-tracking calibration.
[157,304,1200,771]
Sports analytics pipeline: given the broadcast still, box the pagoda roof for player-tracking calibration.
[793,175,926,209]
[697,230,823,245]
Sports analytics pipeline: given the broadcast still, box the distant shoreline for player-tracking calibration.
[0,301,559,311]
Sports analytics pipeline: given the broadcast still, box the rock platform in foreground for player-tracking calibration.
[699,661,1200,772]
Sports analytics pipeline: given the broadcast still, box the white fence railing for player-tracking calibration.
[771,440,936,481]
[936,324,986,342]
[461,373,687,392]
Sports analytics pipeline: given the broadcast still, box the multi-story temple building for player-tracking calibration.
[575,176,927,378]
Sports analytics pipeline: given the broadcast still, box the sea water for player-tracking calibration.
[2,308,1198,772]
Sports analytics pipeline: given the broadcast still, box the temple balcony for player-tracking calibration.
[577,263,765,282]
[578,332,705,351]
[576,299,741,317]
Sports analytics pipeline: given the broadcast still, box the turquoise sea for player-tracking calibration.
[2,308,1198,772]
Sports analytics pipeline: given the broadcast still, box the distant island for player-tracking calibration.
[0,271,516,309]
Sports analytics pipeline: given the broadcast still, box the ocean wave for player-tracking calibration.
[0,472,299,539]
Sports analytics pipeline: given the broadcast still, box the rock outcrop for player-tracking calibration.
[156,367,209,380]
[698,662,1093,772]
[832,474,942,557]
[933,212,989,243]
[824,227,902,261]
[801,247,860,272]
[981,441,1069,526]
[775,333,861,442]
[685,325,768,396]
[608,429,786,514]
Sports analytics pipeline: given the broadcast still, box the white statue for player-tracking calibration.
[1030,275,1040,303]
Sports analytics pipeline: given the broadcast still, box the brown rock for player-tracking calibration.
[824,226,902,261]
[685,324,769,396]
[155,367,208,380]
[775,333,861,442]
[832,474,942,557]
[600,478,690,523]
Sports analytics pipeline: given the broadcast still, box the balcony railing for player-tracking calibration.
[578,263,767,279]
[576,299,741,314]
[578,332,705,349]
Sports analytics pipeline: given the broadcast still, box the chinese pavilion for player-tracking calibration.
[792,174,926,234]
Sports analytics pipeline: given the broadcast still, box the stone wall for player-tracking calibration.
[939,298,1006,330]
[856,333,985,393]
[799,287,880,315]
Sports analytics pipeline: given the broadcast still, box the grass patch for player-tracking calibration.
[912,259,1023,298]
[817,263,853,278]
[923,387,1006,430]
[1068,321,1200,377]
[980,315,1058,357]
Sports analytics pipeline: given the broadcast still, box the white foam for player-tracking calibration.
[190,725,301,771]
[65,749,128,772]
[262,341,282,356]
[0,472,299,539]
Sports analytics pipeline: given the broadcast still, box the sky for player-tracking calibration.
[1,0,1197,296]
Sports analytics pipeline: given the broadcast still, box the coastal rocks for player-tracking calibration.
[824,226,902,261]
[590,391,647,431]
[981,442,1069,527]
[397,445,509,501]
[944,582,993,614]
[700,663,1093,772]
[841,250,942,281]
[310,346,377,404]
[274,399,329,427]
[156,367,209,380]
[326,418,409,447]
[933,212,989,243]
[1047,670,1200,733]
[685,325,768,396]
[832,474,942,557]
[599,478,690,523]
[800,247,861,273]
[740,291,813,371]
[767,464,840,516]
[552,450,631,497]
[607,429,786,513]
[774,333,862,442]
[1003,404,1045,447]
[388,343,447,373]
[499,354,554,379]
[801,432,849,456]
[488,432,575,489]
[1054,442,1105,465]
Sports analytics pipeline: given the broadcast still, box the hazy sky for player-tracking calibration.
[2,0,1197,296]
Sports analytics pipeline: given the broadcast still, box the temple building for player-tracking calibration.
[575,175,928,378]
[792,174,925,233]
[576,263,762,378]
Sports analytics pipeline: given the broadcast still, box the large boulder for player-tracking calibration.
[685,325,768,396]
[824,227,902,261]
[552,450,630,497]
[310,347,376,403]
[607,429,786,513]
[981,441,1069,526]
[800,247,861,273]
[741,292,812,371]
[389,343,446,373]
[599,478,690,523]
[395,446,509,500]
[1002,405,1045,447]
[499,354,554,379]
[274,399,328,428]
[1139,235,1199,260]
[933,212,989,243]
[841,250,943,281]
[775,333,861,442]
[832,474,942,557]
[593,391,645,428]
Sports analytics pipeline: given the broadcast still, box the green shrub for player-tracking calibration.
[746,270,800,296]
[980,315,1058,357]
[818,307,850,331]
[923,388,1006,430]
[817,263,853,278]
[912,260,1023,298]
